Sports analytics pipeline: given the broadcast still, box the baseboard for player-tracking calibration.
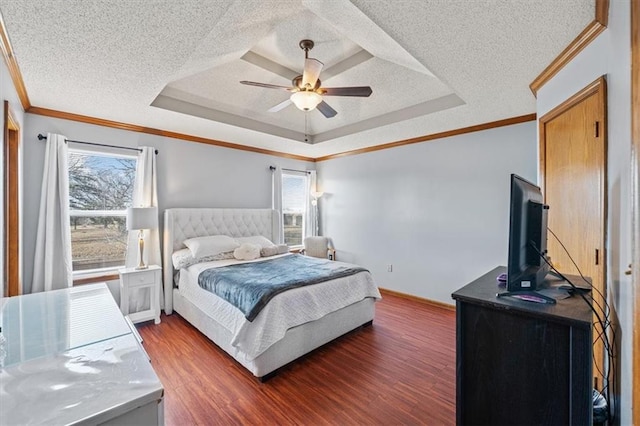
[379,287,456,311]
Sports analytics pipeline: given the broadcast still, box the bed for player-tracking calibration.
[163,208,380,380]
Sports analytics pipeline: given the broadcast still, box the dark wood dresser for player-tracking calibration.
[452,266,593,425]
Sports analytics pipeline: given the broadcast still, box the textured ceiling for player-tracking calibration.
[0,0,594,158]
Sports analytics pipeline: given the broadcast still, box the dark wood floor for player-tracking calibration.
[138,292,456,425]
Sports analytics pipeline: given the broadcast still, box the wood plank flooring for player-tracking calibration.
[137,292,456,425]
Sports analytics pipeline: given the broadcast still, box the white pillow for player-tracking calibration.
[171,248,235,270]
[233,243,262,261]
[260,244,289,257]
[235,235,275,249]
[183,235,239,258]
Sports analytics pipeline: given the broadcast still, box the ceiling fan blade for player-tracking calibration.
[240,51,299,80]
[240,81,292,91]
[268,99,292,113]
[301,58,323,89]
[316,101,337,118]
[321,86,372,97]
[322,49,373,80]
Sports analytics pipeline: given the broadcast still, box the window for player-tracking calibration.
[282,172,309,246]
[68,149,137,272]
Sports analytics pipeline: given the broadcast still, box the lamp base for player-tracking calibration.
[136,231,147,270]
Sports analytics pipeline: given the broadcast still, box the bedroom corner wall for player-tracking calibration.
[536,1,632,422]
[22,113,314,297]
[316,120,537,305]
[1,51,25,293]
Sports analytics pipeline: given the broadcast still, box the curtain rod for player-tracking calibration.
[37,134,158,155]
[269,166,310,174]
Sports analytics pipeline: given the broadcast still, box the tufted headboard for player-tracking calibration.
[163,208,280,314]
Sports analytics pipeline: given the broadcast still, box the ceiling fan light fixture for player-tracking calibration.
[290,91,322,111]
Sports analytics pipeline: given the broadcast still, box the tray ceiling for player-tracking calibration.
[0,0,594,157]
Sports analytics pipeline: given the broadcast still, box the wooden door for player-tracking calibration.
[539,77,607,389]
[3,101,20,297]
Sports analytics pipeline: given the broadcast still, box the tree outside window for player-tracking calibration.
[68,150,136,272]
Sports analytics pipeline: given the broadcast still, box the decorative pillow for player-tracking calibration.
[260,244,289,257]
[183,235,239,258]
[235,235,276,249]
[233,243,262,261]
[172,248,235,269]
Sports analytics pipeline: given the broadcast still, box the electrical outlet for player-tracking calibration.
[387,264,393,272]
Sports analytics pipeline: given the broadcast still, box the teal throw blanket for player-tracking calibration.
[198,254,368,321]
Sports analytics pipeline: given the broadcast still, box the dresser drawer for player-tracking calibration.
[127,270,156,287]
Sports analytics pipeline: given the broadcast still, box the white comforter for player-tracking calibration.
[178,254,381,361]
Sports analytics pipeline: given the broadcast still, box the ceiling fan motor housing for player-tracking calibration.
[292,75,321,91]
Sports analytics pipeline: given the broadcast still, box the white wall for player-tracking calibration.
[537,1,631,422]
[22,113,314,297]
[316,121,537,305]
[1,54,26,293]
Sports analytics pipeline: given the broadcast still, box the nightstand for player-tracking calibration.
[119,265,162,324]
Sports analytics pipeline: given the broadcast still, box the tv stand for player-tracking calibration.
[452,266,593,425]
[496,289,557,304]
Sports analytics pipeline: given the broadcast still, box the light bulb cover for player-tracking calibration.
[290,91,322,111]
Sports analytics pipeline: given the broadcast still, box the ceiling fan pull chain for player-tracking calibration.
[304,113,309,143]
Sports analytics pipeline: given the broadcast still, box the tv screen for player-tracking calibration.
[506,174,550,294]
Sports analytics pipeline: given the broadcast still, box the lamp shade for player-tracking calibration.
[290,91,322,111]
[311,191,324,199]
[126,207,158,231]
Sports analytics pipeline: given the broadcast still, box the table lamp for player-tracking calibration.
[126,207,158,269]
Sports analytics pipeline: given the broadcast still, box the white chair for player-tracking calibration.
[303,236,336,260]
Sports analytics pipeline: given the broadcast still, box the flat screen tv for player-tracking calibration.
[502,174,554,303]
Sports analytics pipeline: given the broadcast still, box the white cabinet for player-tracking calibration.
[0,283,164,425]
[119,265,162,324]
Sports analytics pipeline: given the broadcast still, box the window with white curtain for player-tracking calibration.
[68,149,137,273]
[282,171,309,247]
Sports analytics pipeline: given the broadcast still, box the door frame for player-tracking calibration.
[3,100,20,296]
[538,75,608,387]
[538,76,607,195]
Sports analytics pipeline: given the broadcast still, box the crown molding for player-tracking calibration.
[0,11,30,110]
[314,113,537,162]
[530,0,609,96]
[29,106,535,163]
[595,0,609,27]
[27,106,316,162]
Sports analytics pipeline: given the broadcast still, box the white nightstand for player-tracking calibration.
[119,265,162,324]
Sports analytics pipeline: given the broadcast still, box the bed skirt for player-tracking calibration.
[173,288,376,379]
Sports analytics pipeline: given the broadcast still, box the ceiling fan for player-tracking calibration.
[240,39,372,118]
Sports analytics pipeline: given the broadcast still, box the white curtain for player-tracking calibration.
[32,133,73,293]
[306,170,318,237]
[271,166,284,244]
[125,147,162,310]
